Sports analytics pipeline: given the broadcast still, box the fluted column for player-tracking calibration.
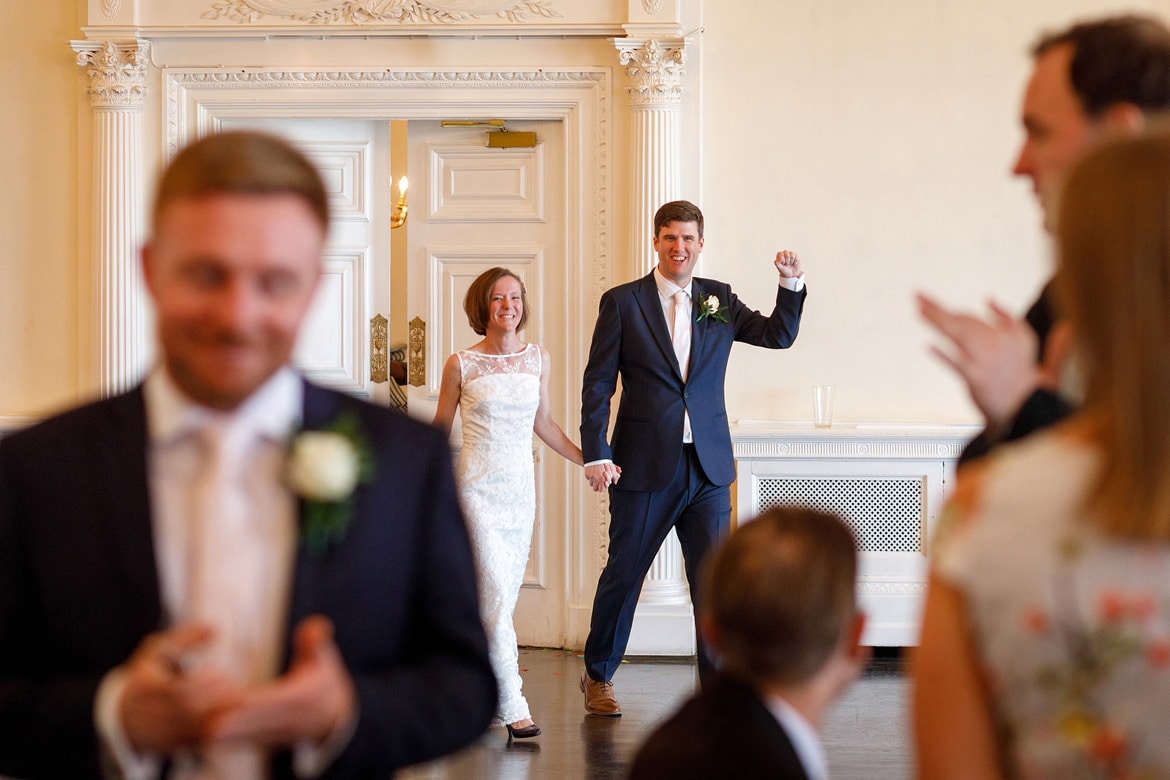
[71,40,150,396]
[615,37,686,274]
[615,36,694,651]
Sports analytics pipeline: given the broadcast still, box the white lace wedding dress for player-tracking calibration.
[455,343,541,725]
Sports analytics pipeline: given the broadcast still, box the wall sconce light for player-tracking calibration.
[391,175,409,229]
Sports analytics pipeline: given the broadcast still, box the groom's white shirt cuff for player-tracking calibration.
[95,667,161,780]
[780,274,805,292]
[294,715,359,777]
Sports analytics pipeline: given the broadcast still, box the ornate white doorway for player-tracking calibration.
[164,67,610,650]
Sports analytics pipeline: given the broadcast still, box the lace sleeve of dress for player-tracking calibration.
[456,351,470,384]
[459,350,496,383]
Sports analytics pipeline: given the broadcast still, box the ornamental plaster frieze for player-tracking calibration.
[102,0,123,17]
[72,40,151,107]
[167,69,602,86]
[202,0,561,24]
[615,37,685,106]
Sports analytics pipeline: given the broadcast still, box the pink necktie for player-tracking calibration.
[188,421,267,778]
[672,289,691,380]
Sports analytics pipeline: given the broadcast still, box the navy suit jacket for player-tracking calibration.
[0,381,496,779]
[581,272,805,492]
[629,673,811,780]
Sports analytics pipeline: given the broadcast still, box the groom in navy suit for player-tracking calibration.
[0,131,495,777]
[579,200,806,715]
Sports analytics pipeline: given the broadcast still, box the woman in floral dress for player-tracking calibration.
[433,267,584,740]
[915,131,1170,778]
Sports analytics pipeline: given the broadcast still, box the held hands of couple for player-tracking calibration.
[584,462,621,493]
[119,615,355,753]
[917,293,1071,427]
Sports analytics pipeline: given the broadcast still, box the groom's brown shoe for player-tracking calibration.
[581,672,622,716]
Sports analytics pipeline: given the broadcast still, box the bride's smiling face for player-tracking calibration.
[487,276,524,334]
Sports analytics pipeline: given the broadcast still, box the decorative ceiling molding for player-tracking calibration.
[202,0,562,24]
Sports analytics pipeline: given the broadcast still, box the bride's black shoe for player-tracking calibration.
[506,722,542,740]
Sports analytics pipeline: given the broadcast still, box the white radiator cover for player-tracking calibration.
[732,421,978,646]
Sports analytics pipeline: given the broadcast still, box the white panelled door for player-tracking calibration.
[218,117,392,404]
[405,119,570,647]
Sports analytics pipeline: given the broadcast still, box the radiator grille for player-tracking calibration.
[756,477,924,553]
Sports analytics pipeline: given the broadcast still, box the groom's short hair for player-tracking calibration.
[654,200,704,239]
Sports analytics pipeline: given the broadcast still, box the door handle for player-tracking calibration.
[370,314,388,384]
[408,316,426,387]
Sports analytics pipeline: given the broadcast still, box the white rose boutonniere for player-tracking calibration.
[286,411,374,555]
[288,433,360,501]
[696,293,729,324]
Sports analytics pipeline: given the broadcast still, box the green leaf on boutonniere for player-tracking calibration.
[696,293,729,324]
[286,410,375,555]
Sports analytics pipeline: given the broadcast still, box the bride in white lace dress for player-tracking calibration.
[433,268,584,740]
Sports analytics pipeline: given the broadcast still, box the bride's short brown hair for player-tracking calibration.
[464,267,530,336]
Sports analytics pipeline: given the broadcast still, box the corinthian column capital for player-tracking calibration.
[71,40,151,108]
[615,37,686,106]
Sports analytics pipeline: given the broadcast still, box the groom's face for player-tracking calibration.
[654,220,704,287]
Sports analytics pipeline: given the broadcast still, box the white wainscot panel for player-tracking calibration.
[296,250,367,396]
[301,141,368,220]
[732,421,979,647]
[428,143,545,222]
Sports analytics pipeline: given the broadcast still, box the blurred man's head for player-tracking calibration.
[142,131,329,410]
[699,506,862,692]
[1012,15,1170,229]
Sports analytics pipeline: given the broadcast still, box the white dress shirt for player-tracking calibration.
[653,267,696,444]
[147,365,300,682]
[94,367,342,778]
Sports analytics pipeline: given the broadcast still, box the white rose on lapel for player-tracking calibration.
[696,294,729,323]
[286,411,374,555]
[287,432,360,502]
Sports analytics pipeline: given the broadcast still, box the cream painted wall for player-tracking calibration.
[0,0,83,418]
[4,0,1169,424]
[702,0,1170,425]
